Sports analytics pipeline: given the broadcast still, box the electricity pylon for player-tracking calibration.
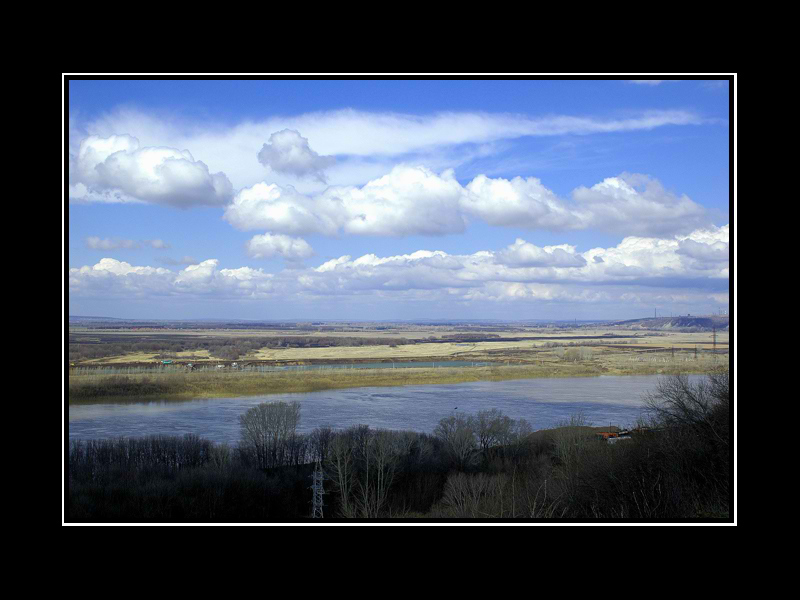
[310,459,327,519]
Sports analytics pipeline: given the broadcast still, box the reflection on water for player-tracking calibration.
[68,375,701,445]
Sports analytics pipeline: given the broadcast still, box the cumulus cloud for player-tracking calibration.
[69,258,274,300]
[463,175,579,230]
[675,224,730,270]
[321,166,466,236]
[223,182,339,236]
[570,173,709,236]
[495,240,587,268]
[225,165,467,237]
[69,135,233,207]
[69,225,729,309]
[583,224,729,285]
[225,166,709,238]
[257,129,335,183]
[677,239,729,262]
[246,233,314,261]
[68,258,176,298]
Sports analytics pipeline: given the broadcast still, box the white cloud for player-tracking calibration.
[321,165,467,236]
[74,108,707,193]
[225,165,468,237]
[69,135,233,207]
[174,259,219,287]
[495,240,587,268]
[246,233,314,261]
[69,225,729,309]
[463,175,579,230]
[225,166,709,238]
[675,224,729,268]
[571,174,709,236]
[80,258,171,277]
[83,108,704,157]
[223,182,339,236]
[584,224,729,283]
[257,129,335,183]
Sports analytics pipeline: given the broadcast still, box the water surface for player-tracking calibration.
[68,375,698,445]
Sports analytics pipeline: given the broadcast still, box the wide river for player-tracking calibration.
[67,375,699,445]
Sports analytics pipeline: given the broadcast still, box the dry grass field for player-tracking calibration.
[70,325,728,365]
[67,321,729,402]
[69,325,729,366]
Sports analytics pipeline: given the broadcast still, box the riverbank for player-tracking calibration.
[67,360,727,404]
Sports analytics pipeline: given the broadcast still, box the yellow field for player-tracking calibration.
[82,349,213,364]
[70,326,729,366]
[248,340,542,361]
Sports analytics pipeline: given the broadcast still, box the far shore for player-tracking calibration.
[68,361,727,404]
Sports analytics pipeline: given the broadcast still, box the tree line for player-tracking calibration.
[67,368,730,521]
[69,335,415,363]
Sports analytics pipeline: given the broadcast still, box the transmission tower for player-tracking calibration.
[712,326,717,361]
[310,459,327,519]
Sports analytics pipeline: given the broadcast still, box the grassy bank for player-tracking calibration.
[68,359,726,403]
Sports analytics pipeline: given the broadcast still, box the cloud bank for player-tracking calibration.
[224,166,710,238]
[69,224,729,311]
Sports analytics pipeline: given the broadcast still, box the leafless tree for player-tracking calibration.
[309,426,335,463]
[434,413,477,470]
[353,429,403,518]
[643,369,729,446]
[440,472,508,518]
[326,433,356,517]
[550,412,597,501]
[325,426,409,518]
[238,400,302,469]
[475,409,511,455]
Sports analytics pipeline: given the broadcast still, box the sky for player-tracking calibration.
[65,77,733,321]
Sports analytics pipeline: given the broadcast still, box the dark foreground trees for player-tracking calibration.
[67,369,731,521]
[429,368,731,519]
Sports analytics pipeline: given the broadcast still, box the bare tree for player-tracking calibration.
[643,370,729,446]
[550,412,596,502]
[238,400,302,469]
[353,429,403,518]
[309,426,334,463]
[326,432,356,517]
[325,426,408,518]
[475,409,512,455]
[440,472,508,518]
[434,413,477,470]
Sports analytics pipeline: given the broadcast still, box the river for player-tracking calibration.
[67,375,700,445]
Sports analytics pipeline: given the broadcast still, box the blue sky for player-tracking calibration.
[66,77,732,320]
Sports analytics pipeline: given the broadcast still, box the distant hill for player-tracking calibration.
[68,316,126,322]
[608,315,729,331]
